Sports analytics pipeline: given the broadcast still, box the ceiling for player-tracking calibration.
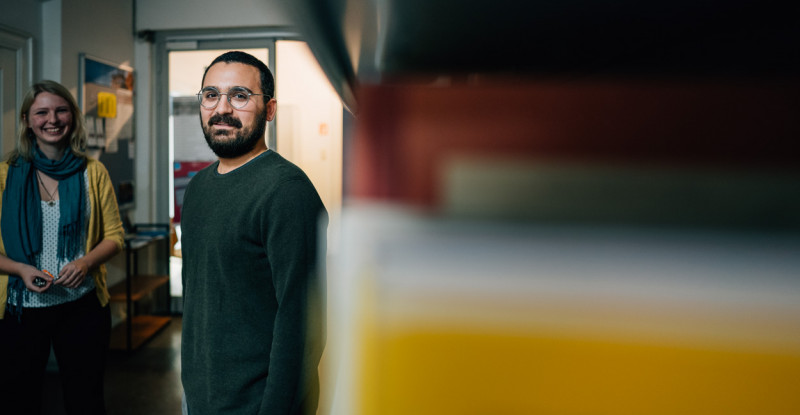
[286,1,799,110]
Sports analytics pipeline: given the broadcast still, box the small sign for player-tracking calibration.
[97,92,117,118]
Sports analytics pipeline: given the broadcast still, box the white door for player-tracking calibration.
[0,29,32,157]
[0,45,18,155]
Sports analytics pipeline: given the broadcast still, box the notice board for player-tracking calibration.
[78,53,135,211]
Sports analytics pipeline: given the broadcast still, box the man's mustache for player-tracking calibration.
[207,114,243,128]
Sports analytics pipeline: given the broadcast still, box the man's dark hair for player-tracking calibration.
[202,51,274,104]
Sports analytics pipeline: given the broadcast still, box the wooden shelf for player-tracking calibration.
[109,315,171,351]
[109,274,169,302]
[126,235,166,250]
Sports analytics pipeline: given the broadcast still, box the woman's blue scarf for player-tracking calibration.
[1,146,87,317]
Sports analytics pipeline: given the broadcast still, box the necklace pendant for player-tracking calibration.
[47,200,55,207]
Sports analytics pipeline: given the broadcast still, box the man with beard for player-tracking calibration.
[180,51,327,415]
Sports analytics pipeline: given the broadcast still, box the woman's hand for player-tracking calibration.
[19,264,54,292]
[56,258,89,289]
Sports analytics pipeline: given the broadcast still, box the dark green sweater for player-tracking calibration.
[181,150,327,415]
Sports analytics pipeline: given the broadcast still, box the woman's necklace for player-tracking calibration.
[36,170,58,206]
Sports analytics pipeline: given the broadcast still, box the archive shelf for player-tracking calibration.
[109,223,171,351]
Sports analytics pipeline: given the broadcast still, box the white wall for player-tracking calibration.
[40,0,61,81]
[135,0,292,31]
[133,37,156,224]
[0,0,41,34]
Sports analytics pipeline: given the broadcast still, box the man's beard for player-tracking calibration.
[201,111,268,158]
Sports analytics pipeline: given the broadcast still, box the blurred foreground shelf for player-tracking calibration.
[325,205,800,415]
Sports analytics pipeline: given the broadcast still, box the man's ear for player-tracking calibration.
[266,98,277,122]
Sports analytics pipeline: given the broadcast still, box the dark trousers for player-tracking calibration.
[0,292,111,415]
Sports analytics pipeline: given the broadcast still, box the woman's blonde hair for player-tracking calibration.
[8,80,87,163]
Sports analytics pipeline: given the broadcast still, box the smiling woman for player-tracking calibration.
[26,92,74,148]
[0,80,125,415]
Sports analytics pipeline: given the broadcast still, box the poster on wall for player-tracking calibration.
[79,53,134,154]
[78,53,136,212]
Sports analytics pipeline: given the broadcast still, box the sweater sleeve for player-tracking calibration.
[88,160,125,251]
[259,178,327,415]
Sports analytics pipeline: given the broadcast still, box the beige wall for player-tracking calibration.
[276,40,343,252]
[61,0,135,96]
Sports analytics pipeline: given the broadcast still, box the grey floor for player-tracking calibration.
[43,316,183,415]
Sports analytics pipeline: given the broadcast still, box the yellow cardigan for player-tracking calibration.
[0,158,125,319]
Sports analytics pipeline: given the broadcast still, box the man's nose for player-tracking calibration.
[215,94,234,114]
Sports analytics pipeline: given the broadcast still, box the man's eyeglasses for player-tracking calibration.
[197,86,268,109]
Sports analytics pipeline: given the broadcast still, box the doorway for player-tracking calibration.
[168,48,268,225]
[161,36,343,303]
